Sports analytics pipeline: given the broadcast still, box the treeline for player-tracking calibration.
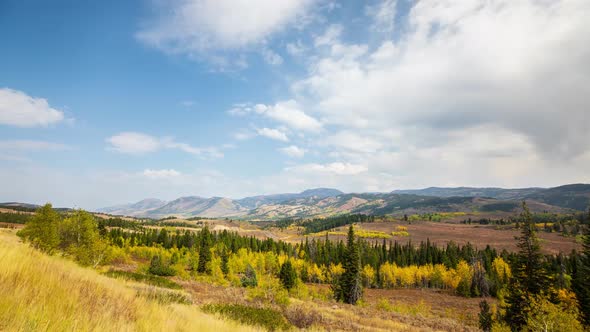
[302,214,375,234]
[106,227,292,254]
[0,212,32,224]
[98,217,205,230]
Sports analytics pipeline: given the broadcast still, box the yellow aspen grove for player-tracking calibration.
[361,264,376,288]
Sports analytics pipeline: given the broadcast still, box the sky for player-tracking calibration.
[1,0,589,209]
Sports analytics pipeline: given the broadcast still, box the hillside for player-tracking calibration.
[392,187,544,200]
[0,230,254,332]
[525,184,590,211]
[98,198,167,216]
[95,184,590,219]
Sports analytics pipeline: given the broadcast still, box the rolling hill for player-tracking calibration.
[95,184,590,220]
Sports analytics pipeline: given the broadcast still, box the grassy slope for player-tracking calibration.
[0,230,257,332]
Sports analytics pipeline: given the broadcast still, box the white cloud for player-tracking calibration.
[286,40,306,57]
[295,0,590,160]
[142,169,181,179]
[0,88,65,127]
[261,48,284,65]
[365,0,397,34]
[106,132,223,158]
[279,145,306,158]
[228,100,322,132]
[263,100,322,132]
[286,162,368,175]
[257,127,289,142]
[106,132,161,155]
[323,131,383,153]
[137,0,317,68]
[314,24,342,47]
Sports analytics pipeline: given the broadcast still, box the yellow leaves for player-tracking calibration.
[308,263,325,283]
[361,264,376,287]
[526,294,583,332]
[556,289,580,315]
[491,257,511,283]
[392,225,410,237]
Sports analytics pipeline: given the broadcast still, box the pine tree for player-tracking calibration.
[505,202,549,330]
[479,300,493,332]
[197,226,212,274]
[573,224,590,327]
[279,260,297,290]
[335,225,363,305]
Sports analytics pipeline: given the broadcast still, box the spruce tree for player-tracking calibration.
[505,202,549,330]
[279,260,297,290]
[479,300,493,332]
[197,226,212,274]
[573,224,590,327]
[335,225,363,305]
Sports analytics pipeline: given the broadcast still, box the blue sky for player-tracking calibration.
[1,0,589,209]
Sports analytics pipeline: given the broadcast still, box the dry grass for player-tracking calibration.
[295,221,579,254]
[0,230,258,332]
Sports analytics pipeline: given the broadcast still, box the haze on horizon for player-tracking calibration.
[1,0,589,209]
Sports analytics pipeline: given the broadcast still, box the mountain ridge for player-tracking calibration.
[95,184,590,219]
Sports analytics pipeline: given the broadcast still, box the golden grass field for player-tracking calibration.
[0,229,257,332]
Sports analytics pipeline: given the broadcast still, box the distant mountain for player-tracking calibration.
[236,188,344,209]
[392,185,590,211]
[0,202,41,210]
[392,187,544,200]
[95,184,589,219]
[97,198,167,216]
[143,196,247,219]
[525,184,590,211]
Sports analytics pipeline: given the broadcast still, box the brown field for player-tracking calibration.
[0,207,34,214]
[287,221,579,255]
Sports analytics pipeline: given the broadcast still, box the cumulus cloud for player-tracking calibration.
[0,88,65,127]
[261,48,284,65]
[314,24,342,47]
[106,132,223,158]
[279,145,306,158]
[286,162,368,175]
[137,0,317,68]
[142,169,181,179]
[365,0,397,34]
[232,0,590,192]
[294,0,590,161]
[256,128,289,142]
[106,132,161,155]
[229,100,322,132]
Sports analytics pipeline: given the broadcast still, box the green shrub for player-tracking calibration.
[241,264,258,287]
[149,255,176,276]
[202,303,291,331]
[103,270,182,289]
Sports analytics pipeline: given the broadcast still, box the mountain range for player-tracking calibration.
[96,184,590,220]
